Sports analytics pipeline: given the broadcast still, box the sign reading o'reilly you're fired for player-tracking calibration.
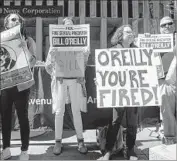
[95,48,161,108]
[0,6,63,17]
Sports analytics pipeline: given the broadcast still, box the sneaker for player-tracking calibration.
[128,148,138,160]
[19,151,29,160]
[102,151,111,160]
[1,147,11,160]
[77,139,88,154]
[53,141,62,155]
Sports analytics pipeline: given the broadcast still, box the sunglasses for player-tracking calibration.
[10,18,19,22]
[160,22,173,28]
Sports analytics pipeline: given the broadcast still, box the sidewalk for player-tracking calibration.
[0,126,165,160]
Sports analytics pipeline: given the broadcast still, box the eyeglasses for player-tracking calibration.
[10,18,19,22]
[160,22,173,28]
[123,31,134,34]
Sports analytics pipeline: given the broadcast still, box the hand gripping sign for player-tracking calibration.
[0,25,33,90]
[95,48,161,108]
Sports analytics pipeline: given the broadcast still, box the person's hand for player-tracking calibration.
[94,78,99,86]
[56,77,63,84]
[77,77,85,85]
[29,55,36,68]
[19,39,27,48]
[49,48,58,64]
[50,48,58,56]
[144,33,151,37]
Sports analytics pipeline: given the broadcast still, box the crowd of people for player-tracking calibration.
[0,13,176,160]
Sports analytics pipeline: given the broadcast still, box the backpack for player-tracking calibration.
[96,124,124,155]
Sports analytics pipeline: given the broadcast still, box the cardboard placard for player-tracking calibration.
[0,25,33,90]
[95,48,161,108]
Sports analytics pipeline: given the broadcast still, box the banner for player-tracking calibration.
[49,24,90,77]
[0,6,63,17]
[0,25,33,90]
[137,34,174,53]
[95,48,161,108]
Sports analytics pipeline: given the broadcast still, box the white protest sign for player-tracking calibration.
[49,24,90,51]
[95,48,161,108]
[49,24,90,77]
[0,25,33,90]
[1,25,21,42]
[53,49,85,77]
[137,34,174,53]
[137,34,170,79]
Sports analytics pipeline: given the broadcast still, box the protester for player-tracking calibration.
[158,16,177,144]
[45,17,90,155]
[0,13,36,160]
[97,25,138,160]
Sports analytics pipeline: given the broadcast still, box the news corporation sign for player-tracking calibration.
[0,6,63,17]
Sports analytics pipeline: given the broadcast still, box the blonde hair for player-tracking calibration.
[4,13,25,30]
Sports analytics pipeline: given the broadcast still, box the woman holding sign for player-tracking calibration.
[45,17,90,155]
[99,25,138,160]
[0,13,36,160]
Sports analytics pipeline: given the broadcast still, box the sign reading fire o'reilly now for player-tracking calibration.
[0,6,63,17]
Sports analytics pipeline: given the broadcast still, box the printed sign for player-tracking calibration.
[49,24,90,51]
[53,49,85,77]
[95,48,161,108]
[49,24,90,77]
[0,25,33,90]
[137,34,174,53]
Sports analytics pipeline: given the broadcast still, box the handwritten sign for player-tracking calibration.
[0,25,33,90]
[137,34,174,53]
[49,24,90,51]
[95,48,161,108]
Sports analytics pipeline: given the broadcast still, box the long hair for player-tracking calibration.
[4,13,27,39]
[111,24,134,47]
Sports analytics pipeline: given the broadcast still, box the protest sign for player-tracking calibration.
[49,24,90,51]
[95,48,161,108]
[137,34,174,53]
[53,49,85,77]
[49,24,90,77]
[137,34,168,79]
[0,25,33,90]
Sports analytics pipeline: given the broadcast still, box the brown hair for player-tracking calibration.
[111,24,133,46]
